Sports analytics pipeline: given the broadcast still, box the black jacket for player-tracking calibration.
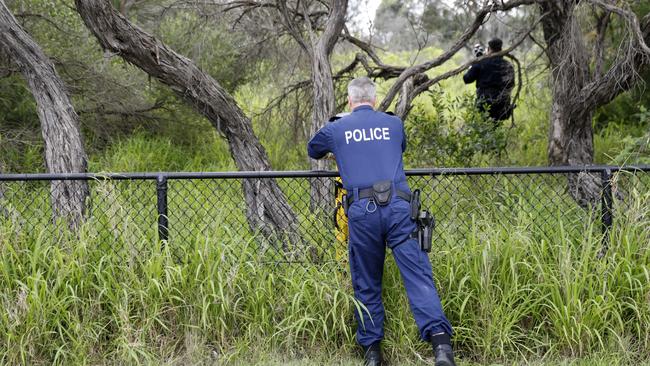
[463,56,515,101]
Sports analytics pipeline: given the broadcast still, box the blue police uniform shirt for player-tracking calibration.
[307,105,409,193]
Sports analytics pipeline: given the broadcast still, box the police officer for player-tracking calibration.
[307,77,455,366]
[463,38,515,121]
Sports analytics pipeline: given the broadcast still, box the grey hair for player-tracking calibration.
[347,77,376,104]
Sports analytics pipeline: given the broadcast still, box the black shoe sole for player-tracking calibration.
[435,360,455,366]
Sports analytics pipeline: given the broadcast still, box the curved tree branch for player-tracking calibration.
[0,1,89,230]
[505,53,523,108]
[341,31,406,79]
[592,9,611,78]
[590,0,650,56]
[74,0,299,241]
[394,17,541,120]
[580,8,650,110]
[319,0,346,55]
[378,0,536,111]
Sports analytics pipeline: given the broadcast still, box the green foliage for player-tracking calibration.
[1,0,263,173]
[612,106,650,164]
[404,91,508,167]
[592,0,650,134]
[91,132,234,172]
[155,11,257,93]
[495,83,552,166]
[0,75,43,172]
[1,187,649,365]
[235,83,312,171]
[0,75,38,129]
[594,85,650,132]
[2,0,648,174]
[2,2,650,364]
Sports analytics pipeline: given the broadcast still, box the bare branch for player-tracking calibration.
[14,12,71,34]
[223,0,328,22]
[341,30,382,64]
[593,9,611,78]
[581,6,650,109]
[277,0,310,51]
[223,0,273,12]
[505,53,523,106]
[259,79,311,116]
[77,98,167,118]
[528,33,549,56]
[590,0,650,56]
[527,34,549,66]
[341,31,406,78]
[299,0,318,44]
[334,53,362,76]
[317,0,347,55]
[258,54,359,117]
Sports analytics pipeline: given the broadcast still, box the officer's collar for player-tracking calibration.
[352,105,374,112]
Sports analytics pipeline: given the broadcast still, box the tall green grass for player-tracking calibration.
[1,188,648,365]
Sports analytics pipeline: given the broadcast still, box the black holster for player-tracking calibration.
[410,189,435,252]
[417,210,435,253]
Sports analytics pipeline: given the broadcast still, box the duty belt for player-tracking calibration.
[346,188,411,207]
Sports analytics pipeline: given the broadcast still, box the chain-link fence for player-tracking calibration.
[0,166,648,264]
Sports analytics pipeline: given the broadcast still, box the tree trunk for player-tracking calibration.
[74,0,298,240]
[540,0,600,207]
[305,0,347,211]
[540,2,650,208]
[547,102,601,208]
[308,50,336,211]
[0,1,89,229]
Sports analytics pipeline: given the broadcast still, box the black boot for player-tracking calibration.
[363,342,383,366]
[431,333,456,366]
[433,344,456,366]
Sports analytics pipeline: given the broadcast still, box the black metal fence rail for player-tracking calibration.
[2,164,648,180]
[1,165,648,264]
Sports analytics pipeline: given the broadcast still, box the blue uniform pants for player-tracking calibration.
[347,196,452,346]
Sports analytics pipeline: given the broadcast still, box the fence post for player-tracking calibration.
[156,174,169,245]
[598,168,613,258]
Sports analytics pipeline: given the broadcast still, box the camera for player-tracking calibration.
[473,43,485,57]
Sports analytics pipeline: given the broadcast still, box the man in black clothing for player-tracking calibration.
[463,38,515,121]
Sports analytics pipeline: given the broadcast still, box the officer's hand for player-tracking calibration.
[325,153,336,161]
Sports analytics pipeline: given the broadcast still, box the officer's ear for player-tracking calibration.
[347,96,353,110]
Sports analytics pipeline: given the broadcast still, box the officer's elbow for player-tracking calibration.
[307,146,324,160]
